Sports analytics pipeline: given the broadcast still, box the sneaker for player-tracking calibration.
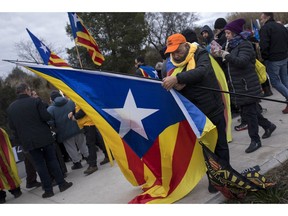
[234,123,248,131]
[84,165,98,175]
[42,191,54,198]
[245,141,262,153]
[26,181,42,189]
[100,157,110,165]
[59,181,73,192]
[71,162,83,170]
[262,124,276,139]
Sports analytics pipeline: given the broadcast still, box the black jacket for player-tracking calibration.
[224,40,262,107]
[259,18,288,61]
[7,94,54,152]
[176,46,224,119]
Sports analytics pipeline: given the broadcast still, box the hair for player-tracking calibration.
[135,56,145,64]
[263,12,274,19]
[181,28,198,43]
[16,83,29,94]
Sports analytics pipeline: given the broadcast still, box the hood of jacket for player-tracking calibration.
[52,96,68,107]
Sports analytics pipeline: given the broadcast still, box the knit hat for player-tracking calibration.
[165,33,187,54]
[214,18,227,29]
[50,90,62,101]
[224,18,246,35]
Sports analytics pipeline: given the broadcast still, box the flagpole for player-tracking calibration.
[74,42,83,69]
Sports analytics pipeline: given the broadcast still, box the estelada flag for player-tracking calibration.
[68,12,105,66]
[0,128,21,190]
[15,62,218,204]
[26,28,70,68]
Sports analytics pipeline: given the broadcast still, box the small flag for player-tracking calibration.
[26,28,70,67]
[68,12,105,66]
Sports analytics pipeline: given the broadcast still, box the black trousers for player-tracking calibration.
[241,102,272,143]
[209,112,230,163]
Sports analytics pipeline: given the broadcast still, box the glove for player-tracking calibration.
[221,51,230,59]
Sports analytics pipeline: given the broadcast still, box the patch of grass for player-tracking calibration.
[224,160,288,203]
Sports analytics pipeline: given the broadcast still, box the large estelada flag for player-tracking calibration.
[16,62,217,204]
[0,128,21,190]
[68,12,105,66]
[26,28,70,67]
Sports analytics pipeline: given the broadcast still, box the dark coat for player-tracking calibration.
[175,46,224,119]
[224,40,262,107]
[259,18,288,61]
[7,94,54,152]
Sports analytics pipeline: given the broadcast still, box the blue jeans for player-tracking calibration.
[29,143,65,193]
[265,58,288,100]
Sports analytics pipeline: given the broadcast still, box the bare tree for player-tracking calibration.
[15,39,67,64]
[145,12,199,51]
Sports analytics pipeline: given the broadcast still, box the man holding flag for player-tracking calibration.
[162,33,230,193]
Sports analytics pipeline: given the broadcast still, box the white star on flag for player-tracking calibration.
[103,89,159,139]
[39,43,48,53]
[72,13,79,28]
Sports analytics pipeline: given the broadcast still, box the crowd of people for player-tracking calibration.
[1,12,287,203]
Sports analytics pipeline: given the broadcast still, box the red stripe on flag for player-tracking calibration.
[0,130,10,166]
[0,152,17,189]
[77,37,102,53]
[169,120,196,192]
[122,139,146,185]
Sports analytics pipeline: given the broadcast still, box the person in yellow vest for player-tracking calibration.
[0,127,22,204]
[68,104,109,175]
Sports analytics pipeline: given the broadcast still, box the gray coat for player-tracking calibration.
[47,97,82,143]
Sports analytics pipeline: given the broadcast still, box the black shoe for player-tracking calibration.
[13,190,22,198]
[100,157,110,165]
[262,124,276,139]
[84,165,98,175]
[26,181,42,189]
[42,191,54,198]
[208,184,218,193]
[234,123,248,131]
[245,141,262,153]
[71,162,83,170]
[59,181,73,192]
[0,198,5,204]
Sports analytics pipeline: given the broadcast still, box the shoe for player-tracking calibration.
[234,123,248,131]
[26,181,42,189]
[0,198,5,204]
[100,157,110,165]
[245,141,262,153]
[42,191,54,198]
[282,105,288,114]
[208,184,218,193]
[84,165,98,175]
[71,162,83,170]
[59,181,73,192]
[262,124,276,139]
[13,190,22,198]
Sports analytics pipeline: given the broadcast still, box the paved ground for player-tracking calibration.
[3,88,288,205]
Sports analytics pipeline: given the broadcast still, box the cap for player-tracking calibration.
[165,33,187,54]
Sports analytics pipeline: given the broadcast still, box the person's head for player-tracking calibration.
[50,90,62,102]
[224,18,246,41]
[155,62,163,71]
[165,33,189,63]
[31,90,38,98]
[214,18,227,30]
[260,13,274,25]
[16,83,31,96]
[181,28,198,43]
[135,56,145,68]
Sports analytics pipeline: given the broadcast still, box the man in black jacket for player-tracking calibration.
[259,12,288,114]
[7,83,72,198]
[162,33,230,193]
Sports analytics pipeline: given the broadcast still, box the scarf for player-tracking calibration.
[227,31,251,50]
[168,43,198,76]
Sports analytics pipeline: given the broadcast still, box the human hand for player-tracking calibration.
[162,76,178,91]
[174,83,186,91]
[68,112,73,119]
